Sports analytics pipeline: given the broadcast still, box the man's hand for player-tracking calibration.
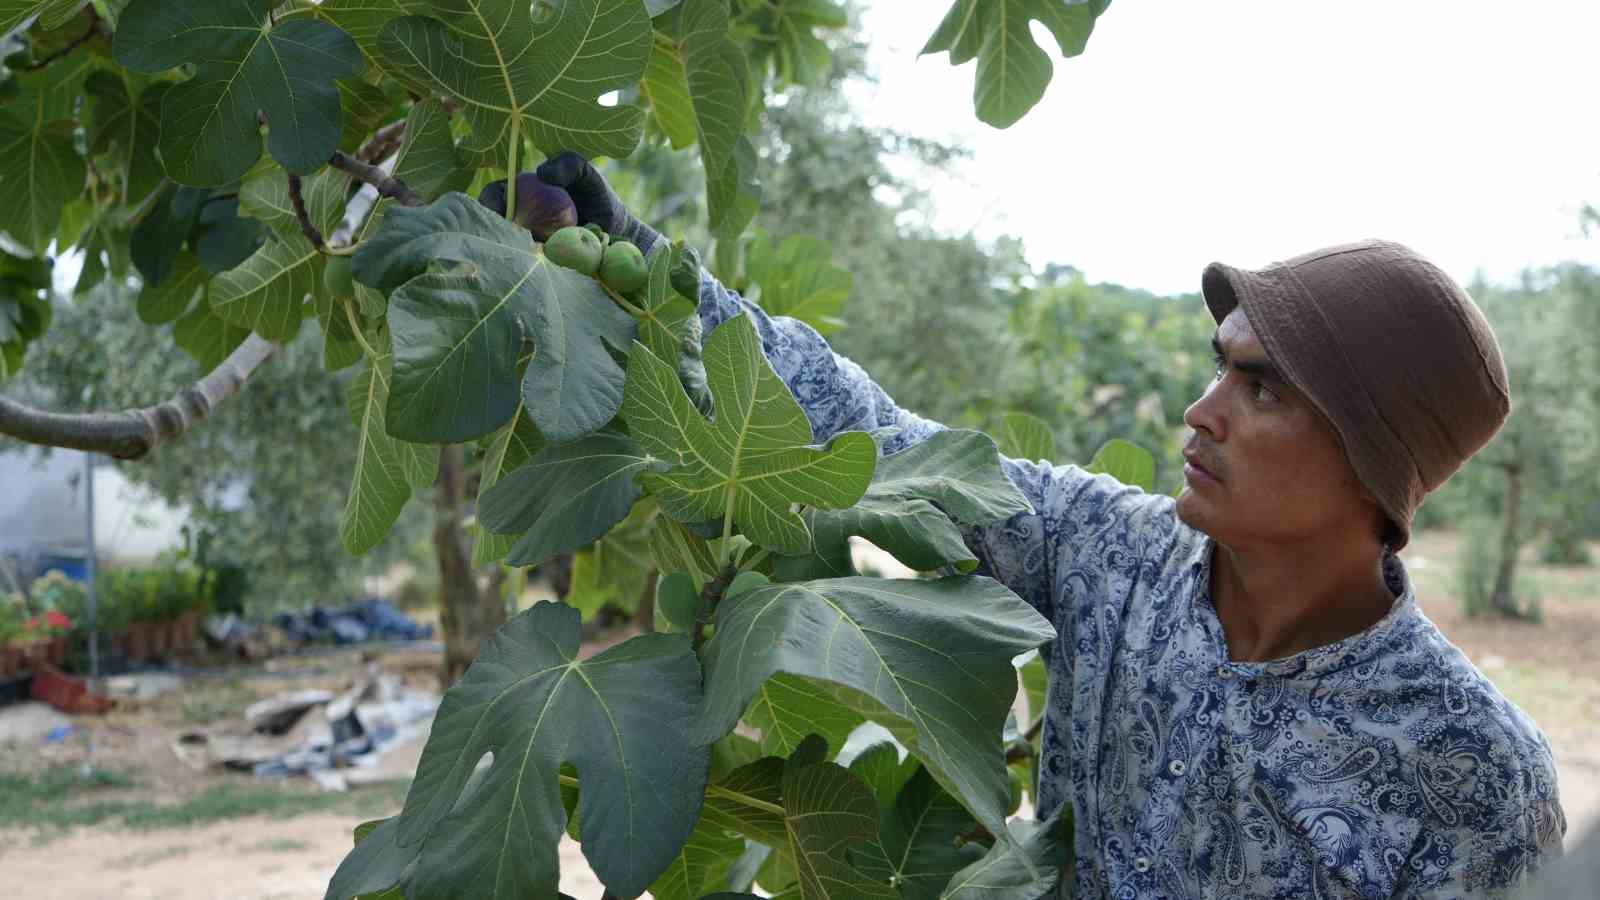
[535,151,661,254]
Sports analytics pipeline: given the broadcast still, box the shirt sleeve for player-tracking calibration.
[694,270,1068,622]
[1394,748,1566,898]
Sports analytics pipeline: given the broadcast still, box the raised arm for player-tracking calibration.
[529,153,1091,623]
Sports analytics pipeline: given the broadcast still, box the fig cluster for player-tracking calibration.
[545,226,648,297]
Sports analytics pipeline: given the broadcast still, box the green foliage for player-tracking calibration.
[0,4,1114,896]
[113,0,364,185]
[623,314,877,554]
[1084,438,1156,491]
[342,602,708,900]
[922,0,1110,128]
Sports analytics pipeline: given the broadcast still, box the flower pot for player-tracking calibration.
[126,622,149,663]
[22,640,48,671]
[0,645,17,677]
[47,637,67,666]
[149,620,170,657]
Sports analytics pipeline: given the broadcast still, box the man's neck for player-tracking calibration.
[1208,536,1396,663]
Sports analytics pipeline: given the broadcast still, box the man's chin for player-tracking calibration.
[1175,489,1215,535]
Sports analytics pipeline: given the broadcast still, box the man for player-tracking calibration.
[530,152,1566,898]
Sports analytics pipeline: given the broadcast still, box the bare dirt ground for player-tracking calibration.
[3,531,1597,899]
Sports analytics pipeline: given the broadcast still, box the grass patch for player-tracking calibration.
[246,837,311,853]
[181,676,260,725]
[0,766,410,840]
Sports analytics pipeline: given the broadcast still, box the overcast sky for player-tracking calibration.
[846,1,1600,295]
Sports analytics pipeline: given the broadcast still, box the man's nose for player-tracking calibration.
[1183,379,1225,442]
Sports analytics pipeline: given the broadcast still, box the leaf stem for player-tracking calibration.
[504,116,521,223]
[600,282,647,318]
[343,297,379,362]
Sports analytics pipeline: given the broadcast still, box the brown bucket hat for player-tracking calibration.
[1200,239,1511,551]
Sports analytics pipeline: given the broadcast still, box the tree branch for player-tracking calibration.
[18,10,100,71]
[0,335,275,460]
[328,151,425,208]
[692,564,738,656]
[357,119,407,164]
[287,173,326,250]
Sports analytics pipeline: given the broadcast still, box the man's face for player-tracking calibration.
[1175,308,1379,548]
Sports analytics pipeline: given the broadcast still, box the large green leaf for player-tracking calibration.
[997,411,1054,462]
[470,403,545,566]
[743,673,864,758]
[853,766,984,900]
[341,337,441,555]
[392,602,708,900]
[937,812,1069,899]
[351,192,636,444]
[136,251,209,326]
[84,73,166,208]
[640,29,698,150]
[744,0,847,88]
[316,0,429,75]
[781,757,899,899]
[477,430,653,567]
[636,241,701,369]
[622,314,876,554]
[1084,437,1156,490]
[777,429,1031,579]
[561,497,657,619]
[240,164,349,241]
[648,807,743,900]
[346,98,477,320]
[921,0,1110,129]
[744,231,850,335]
[112,0,364,185]
[665,0,762,240]
[0,112,83,255]
[208,232,320,342]
[0,1,83,36]
[649,515,720,592]
[173,299,249,370]
[376,0,651,163]
[698,575,1054,844]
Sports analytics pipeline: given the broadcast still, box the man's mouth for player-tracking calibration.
[1183,448,1222,485]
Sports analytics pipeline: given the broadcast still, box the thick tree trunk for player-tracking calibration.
[1490,458,1527,620]
[435,445,507,685]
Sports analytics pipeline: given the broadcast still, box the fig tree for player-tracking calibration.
[599,241,648,295]
[476,173,577,241]
[544,226,604,276]
[323,255,354,298]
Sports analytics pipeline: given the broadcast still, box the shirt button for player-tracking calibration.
[1169,760,1186,776]
[1217,665,1233,678]
[1134,856,1152,873]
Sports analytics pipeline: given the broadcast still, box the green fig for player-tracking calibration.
[323,255,354,298]
[599,241,648,295]
[544,225,604,276]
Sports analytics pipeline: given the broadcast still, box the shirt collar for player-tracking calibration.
[1186,536,1420,681]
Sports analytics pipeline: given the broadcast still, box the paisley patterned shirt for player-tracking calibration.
[697,273,1567,899]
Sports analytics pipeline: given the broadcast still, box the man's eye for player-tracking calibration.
[1252,382,1276,403]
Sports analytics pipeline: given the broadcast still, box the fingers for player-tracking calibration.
[536,151,597,193]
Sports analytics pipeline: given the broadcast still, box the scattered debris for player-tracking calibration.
[0,700,73,745]
[170,666,437,791]
[104,672,183,702]
[272,598,434,645]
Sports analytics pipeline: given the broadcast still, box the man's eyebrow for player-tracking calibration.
[1211,333,1286,383]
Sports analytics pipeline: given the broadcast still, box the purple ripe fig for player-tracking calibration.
[476,173,577,241]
